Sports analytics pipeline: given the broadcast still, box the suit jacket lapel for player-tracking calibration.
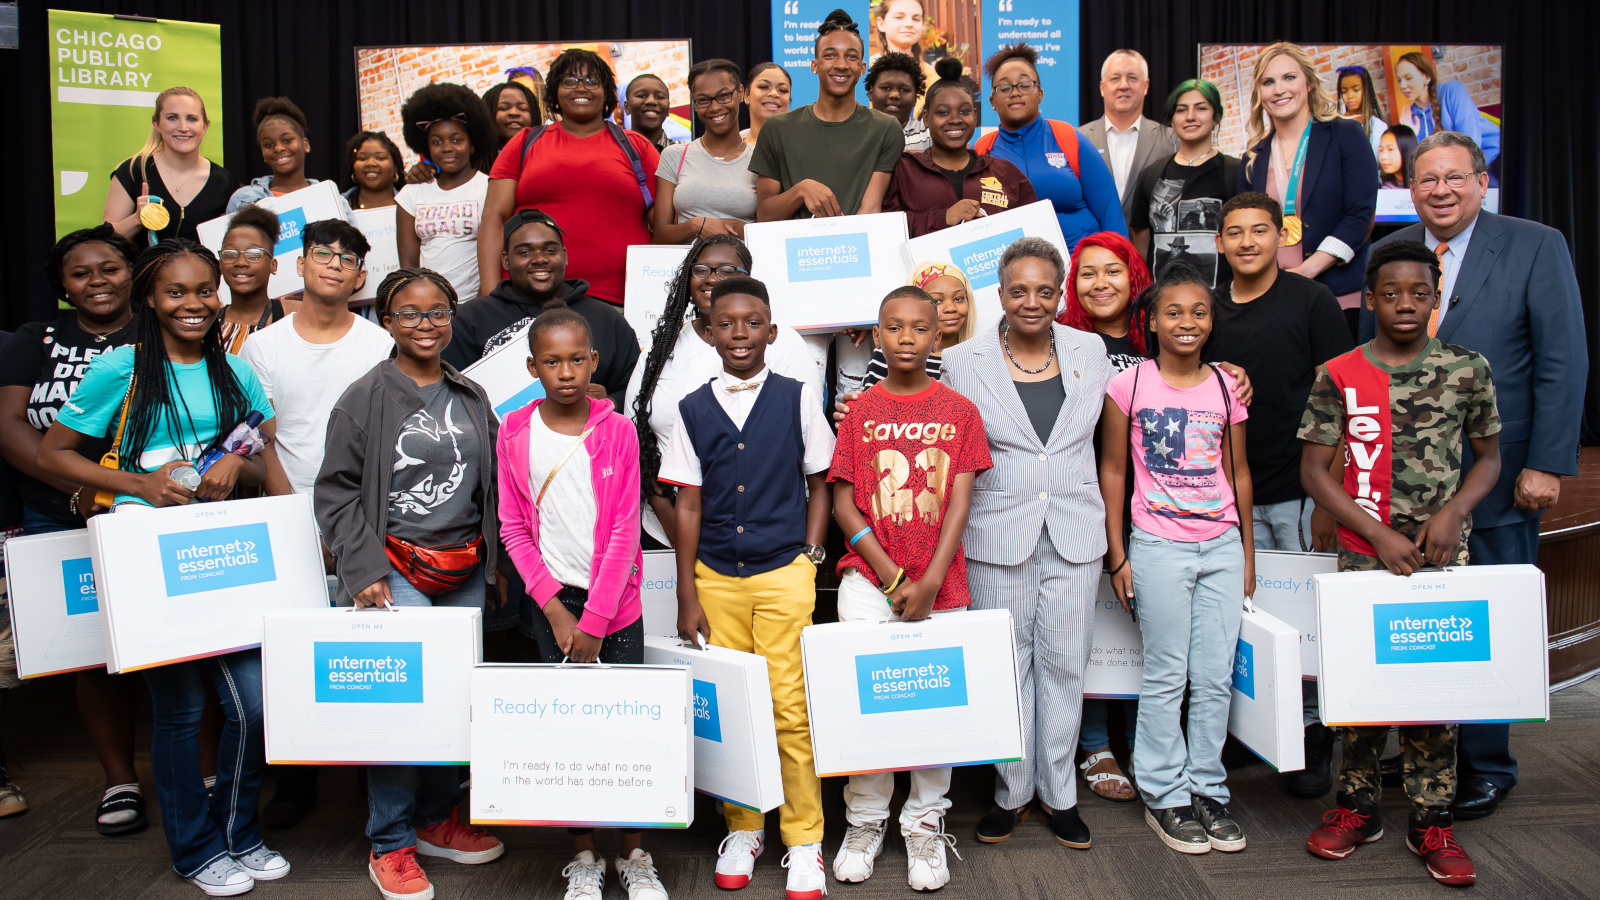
[974,332,1044,450]
[1045,329,1083,448]
[1083,119,1108,155]
[1437,212,1503,343]
[1299,120,1330,209]
[1131,118,1161,185]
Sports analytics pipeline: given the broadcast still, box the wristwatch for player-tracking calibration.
[803,544,827,565]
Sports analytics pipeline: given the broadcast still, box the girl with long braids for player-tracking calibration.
[37,239,289,896]
[624,235,822,548]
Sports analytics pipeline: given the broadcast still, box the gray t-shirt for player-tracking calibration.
[386,379,482,546]
[657,140,759,224]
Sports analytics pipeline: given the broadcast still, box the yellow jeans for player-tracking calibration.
[695,554,824,846]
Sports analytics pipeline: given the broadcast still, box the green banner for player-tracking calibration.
[48,10,224,239]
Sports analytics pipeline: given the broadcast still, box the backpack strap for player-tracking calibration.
[518,123,549,168]
[974,130,998,155]
[972,123,1079,178]
[606,121,656,210]
[675,140,691,181]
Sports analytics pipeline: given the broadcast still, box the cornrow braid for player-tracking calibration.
[375,267,459,319]
[632,234,753,504]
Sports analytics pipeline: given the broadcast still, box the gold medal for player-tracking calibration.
[140,196,170,231]
[1281,214,1303,247]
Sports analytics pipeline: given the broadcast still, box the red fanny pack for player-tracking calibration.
[384,533,483,596]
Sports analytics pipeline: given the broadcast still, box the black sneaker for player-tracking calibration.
[1043,803,1091,850]
[1380,754,1403,787]
[1191,796,1246,852]
[975,803,1028,843]
[1286,723,1336,798]
[1145,806,1210,854]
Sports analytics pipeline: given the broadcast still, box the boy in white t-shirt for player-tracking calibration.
[396,83,497,302]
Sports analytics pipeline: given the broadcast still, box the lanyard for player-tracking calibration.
[1281,126,1312,217]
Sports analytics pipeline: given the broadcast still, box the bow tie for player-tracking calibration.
[724,382,761,393]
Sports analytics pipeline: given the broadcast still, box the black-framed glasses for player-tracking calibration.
[389,309,454,327]
[993,79,1038,97]
[307,246,363,271]
[692,88,739,111]
[219,248,269,264]
[560,75,601,89]
[691,263,749,278]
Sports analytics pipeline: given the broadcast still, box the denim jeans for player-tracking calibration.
[20,504,75,535]
[142,649,266,877]
[366,567,482,853]
[1252,497,1313,553]
[1129,526,1245,810]
[1079,698,1138,753]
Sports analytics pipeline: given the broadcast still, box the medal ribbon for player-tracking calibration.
[1282,125,1311,217]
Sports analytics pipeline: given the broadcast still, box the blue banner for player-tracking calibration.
[158,523,277,596]
[951,227,1025,289]
[980,1,1079,126]
[770,1,870,111]
[61,557,97,616]
[1232,639,1255,698]
[1373,600,1491,665]
[692,679,723,742]
[855,646,968,714]
[786,232,873,282]
[314,641,425,703]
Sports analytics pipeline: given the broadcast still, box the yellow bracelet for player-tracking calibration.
[885,568,907,593]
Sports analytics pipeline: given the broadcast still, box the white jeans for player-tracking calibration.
[837,568,954,831]
[803,332,875,399]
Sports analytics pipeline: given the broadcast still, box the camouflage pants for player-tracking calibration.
[1336,548,1459,811]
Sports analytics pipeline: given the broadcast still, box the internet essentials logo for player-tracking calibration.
[693,679,722,742]
[158,523,276,596]
[314,641,424,703]
[274,207,307,257]
[1373,599,1490,665]
[950,228,1025,289]
[785,233,871,282]
[1233,639,1255,699]
[61,556,98,615]
[855,646,967,714]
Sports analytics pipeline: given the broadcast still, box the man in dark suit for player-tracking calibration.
[1079,49,1177,225]
[1362,132,1588,819]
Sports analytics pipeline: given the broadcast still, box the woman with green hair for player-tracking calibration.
[1127,78,1241,287]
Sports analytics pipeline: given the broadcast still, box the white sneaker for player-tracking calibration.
[615,848,668,900]
[715,829,765,890]
[233,847,290,881]
[781,843,827,900]
[561,850,605,900]
[185,857,255,896]
[904,821,960,892]
[831,821,886,882]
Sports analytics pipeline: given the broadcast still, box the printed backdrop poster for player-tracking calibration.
[49,10,224,238]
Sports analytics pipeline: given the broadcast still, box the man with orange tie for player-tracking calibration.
[1361,131,1587,820]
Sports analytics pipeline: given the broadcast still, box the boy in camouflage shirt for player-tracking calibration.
[1296,240,1502,887]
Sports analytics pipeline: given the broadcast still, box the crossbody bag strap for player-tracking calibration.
[535,425,598,508]
[108,373,137,458]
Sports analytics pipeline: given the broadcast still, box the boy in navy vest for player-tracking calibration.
[658,276,835,900]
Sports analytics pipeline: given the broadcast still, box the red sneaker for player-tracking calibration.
[416,805,505,865]
[1307,802,1384,859]
[369,847,433,900]
[1408,814,1476,886]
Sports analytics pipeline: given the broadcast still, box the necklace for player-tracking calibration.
[1002,322,1054,374]
[1175,148,1214,166]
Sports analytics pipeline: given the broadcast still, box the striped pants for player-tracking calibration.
[966,526,1099,812]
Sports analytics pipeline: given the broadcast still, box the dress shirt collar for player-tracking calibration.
[1424,211,1479,258]
[715,365,770,392]
[1104,115,1142,136]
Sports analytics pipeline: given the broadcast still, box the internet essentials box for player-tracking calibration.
[88,494,329,673]
[1227,606,1305,772]
[470,663,694,828]
[1315,564,1549,727]
[904,199,1067,337]
[196,181,347,302]
[745,211,909,333]
[642,636,783,812]
[800,608,1023,777]
[262,607,480,765]
[462,320,542,421]
[5,529,105,678]
[1249,550,1338,678]
[1083,573,1142,698]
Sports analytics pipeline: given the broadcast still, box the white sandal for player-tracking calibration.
[1079,751,1136,802]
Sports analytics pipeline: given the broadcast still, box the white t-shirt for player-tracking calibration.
[526,409,597,588]
[239,312,395,496]
[395,170,490,302]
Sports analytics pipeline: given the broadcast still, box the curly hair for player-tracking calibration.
[400,82,498,174]
[1060,232,1153,355]
[865,51,925,96]
[545,49,619,120]
[999,236,1064,288]
[252,96,307,138]
[341,130,404,193]
[984,42,1039,80]
[924,56,974,108]
[47,224,138,305]
[224,205,281,248]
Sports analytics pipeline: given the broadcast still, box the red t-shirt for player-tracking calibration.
[829,381,992,610]
[489,126,660,305]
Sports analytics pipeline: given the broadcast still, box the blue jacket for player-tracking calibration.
[987,117,1127,250]
[1406,81,1500,166]
[1238,117,1379,297]
[1361,212,1588,527]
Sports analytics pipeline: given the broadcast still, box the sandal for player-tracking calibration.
[1079,751,1137,802]
[96,784,147,836]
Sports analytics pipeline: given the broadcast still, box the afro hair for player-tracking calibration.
[400,82,499,174]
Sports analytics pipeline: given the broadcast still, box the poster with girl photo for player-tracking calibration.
[870,0,982,112]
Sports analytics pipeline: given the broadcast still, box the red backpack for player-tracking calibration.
[974,120,1081,178]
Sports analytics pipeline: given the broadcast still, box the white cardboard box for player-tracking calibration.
[639,549,679,638]
[800,608,1023,777]
[1251,550,1339,679]
[1315,564,1549,727]
[462,321,542,420]
[642,636,783,812]
[624,245,691,353]
[1083,573,1143,699]
[903,200,1067,336]
[196,181,348,302]
[88,494,330,673]
[262,607,480,764]
[469,663,693,828]
[5,530,105,678]
[1228,606,1305,772]
[745,212,910,333]
[349,206,401,304]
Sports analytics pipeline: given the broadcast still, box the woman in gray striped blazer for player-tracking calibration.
[940,237,1114,849]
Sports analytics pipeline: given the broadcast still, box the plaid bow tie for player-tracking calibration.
[724,382,761,393]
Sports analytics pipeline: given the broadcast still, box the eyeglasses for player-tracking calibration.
[219,248,269,264]
[389,309,454,327]
[993,79,1038,97]
[692,88,739,111]
[691,263,749,278]
[307,246,363,271]
[560,75,601,90]
[1415,173,1475,191]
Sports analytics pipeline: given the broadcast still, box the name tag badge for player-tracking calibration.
[1046,153,1067,169]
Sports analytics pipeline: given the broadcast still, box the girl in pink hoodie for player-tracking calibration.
[495,308,663,900]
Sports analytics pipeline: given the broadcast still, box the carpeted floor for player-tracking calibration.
[2,671,1597,900]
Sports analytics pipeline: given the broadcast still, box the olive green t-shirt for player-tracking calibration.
[748,103,905,217]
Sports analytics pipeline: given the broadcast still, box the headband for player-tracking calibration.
[911,263,960,289]
[414,112,468,132]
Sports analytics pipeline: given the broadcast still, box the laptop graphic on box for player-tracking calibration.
[292,641,450,749]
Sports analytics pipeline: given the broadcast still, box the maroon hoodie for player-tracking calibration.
[884,150,1039,238]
